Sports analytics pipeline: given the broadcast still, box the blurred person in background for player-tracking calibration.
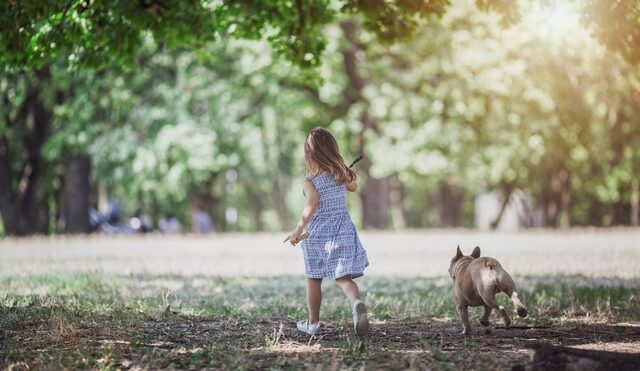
[101,199,124,234]
[192,206,214,235]
[128,209,152,234]
[159,213,182,234]
[89,208,105,233]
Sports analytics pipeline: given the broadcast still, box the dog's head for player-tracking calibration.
[448,246,481,279]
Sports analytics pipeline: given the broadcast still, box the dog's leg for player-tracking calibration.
[479,305,492,326]
[504,288,528,318]
[481,294,511,328]
[457,305,471,335]
[500,272,528,318]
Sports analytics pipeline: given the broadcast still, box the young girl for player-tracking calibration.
[286,127,370,336]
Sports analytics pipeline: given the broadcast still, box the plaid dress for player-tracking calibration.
[301,172,369,279]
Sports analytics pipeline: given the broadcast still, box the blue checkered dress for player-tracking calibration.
[301,172,369,279]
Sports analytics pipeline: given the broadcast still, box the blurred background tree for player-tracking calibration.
[0,0,639,235]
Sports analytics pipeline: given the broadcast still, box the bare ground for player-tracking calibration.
[134,317,640,370]
[4,313,640,370]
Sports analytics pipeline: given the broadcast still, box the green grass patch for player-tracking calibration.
[2,274,638,324]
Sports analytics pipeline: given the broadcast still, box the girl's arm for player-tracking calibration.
[346,174,358,192]
[286,180,318,245]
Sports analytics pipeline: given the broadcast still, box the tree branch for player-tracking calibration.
[295,0,305,36]
[279,77,359,121]
[53,1,74,36]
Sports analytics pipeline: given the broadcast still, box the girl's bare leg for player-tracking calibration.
[337,275,369,335]
[307,278,322,324]
[335,275,360,306]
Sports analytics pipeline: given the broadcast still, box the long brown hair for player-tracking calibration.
[305,127,356,184]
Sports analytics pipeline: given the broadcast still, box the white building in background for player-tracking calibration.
[475,190,543,231]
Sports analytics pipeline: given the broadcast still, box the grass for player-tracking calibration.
[1,273,639,369]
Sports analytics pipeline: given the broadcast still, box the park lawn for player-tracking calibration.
[1,274,639,370]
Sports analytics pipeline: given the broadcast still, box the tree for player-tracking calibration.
[0,0,518,235]
[347,0,640,228]
[0,66,53,235]
[0,0,522,70]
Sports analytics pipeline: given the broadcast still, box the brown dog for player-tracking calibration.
[448,246,528,335]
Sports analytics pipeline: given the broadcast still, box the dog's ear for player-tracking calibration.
[471,246,481,258]
[455,245,463,259]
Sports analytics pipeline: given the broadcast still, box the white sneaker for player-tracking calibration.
[296,319,321,335]
[352,299,369,336]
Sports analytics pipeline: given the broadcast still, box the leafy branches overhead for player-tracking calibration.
[342,0,451,42]
[475,0,521,25]
[0,0,528,70]
[584,0,640,66]
[0,0,333,69]
[1,1,640,70]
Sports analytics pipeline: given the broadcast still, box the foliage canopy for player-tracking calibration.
[1,0,521,69]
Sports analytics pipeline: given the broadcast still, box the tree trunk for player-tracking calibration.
[341,20,391,229]
[490,185,514,230]
[245,184,265,231]
[541,185,557,228]
[272,175,291,231]
[607,108,627,227]
[610,201,626,226]
[357,118,390,229]
[631,179,639,227]
[63,154,92,234]
[542,164,571,228]
[587,199,606,226]
[0,137,17,233]
[558,168,571,229]
[434,180,464,228]
[54,173,65,232]
[361,178,390,229]
[361,160,390,229]
[0,68,52,235]
[389,175,405,230]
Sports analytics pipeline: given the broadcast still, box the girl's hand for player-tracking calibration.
[284,179,317,246]
[346,175,358,192]
[283,226,304,245]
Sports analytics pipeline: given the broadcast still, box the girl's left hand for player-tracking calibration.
[283,227,304,245]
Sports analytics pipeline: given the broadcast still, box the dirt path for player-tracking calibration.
[129,316,640,369]
[1,230,639,278]
[7,313,639,370]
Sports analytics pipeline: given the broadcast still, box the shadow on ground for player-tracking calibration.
[3,309,639,370]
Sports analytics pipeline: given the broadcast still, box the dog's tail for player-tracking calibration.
[510,291,528,318]
[484,259,498,270]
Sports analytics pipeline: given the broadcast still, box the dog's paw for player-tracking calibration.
[479,319,490,326]
[461,328,470,335]
[517,307,528,318]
